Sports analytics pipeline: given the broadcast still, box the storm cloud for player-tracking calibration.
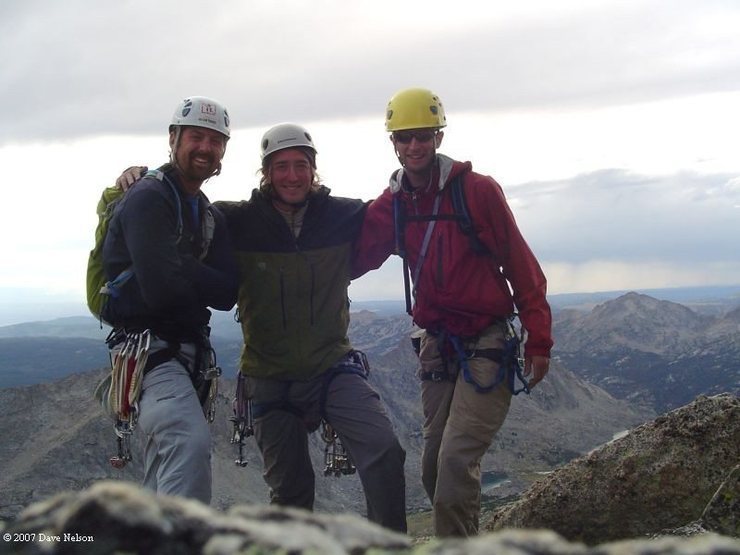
[2,0,739,143]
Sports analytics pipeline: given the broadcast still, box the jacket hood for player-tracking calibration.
[389,154,471,194]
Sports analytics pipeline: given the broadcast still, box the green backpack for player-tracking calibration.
[86,169,214,324]
[86,185,126,323]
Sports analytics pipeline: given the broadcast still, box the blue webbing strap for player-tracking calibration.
[449,333,530,396]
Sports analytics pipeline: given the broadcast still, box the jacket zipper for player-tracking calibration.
[279,268,287,330]
[309,263,315,326]
[436,235,444,288]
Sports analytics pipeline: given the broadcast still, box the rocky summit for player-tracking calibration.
[2,393,739,554]
[2,480,739,555]
[486,393,740,544]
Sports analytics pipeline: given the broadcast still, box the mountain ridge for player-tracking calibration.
[0,335,652,521]
[553,292,740,412]
[1,290,737,523]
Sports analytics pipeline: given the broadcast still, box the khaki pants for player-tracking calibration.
[247,353,407,532]
[419,324,512,537]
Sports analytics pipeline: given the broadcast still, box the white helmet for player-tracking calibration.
[260,123,316,160]
[170,96,230,138]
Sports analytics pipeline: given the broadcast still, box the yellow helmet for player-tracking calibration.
[385,88,447,132]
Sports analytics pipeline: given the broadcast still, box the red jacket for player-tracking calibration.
[353,155,553,358]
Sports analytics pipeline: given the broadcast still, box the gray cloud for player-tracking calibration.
[2,0,739,144]
[511,170,740,266]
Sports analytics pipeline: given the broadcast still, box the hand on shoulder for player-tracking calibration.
[116,166,148,191]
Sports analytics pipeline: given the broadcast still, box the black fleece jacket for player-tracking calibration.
[101,166,237,338]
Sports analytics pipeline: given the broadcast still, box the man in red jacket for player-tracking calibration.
[353,87,553,537]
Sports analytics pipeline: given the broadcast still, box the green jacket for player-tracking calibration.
[216,187,367,381]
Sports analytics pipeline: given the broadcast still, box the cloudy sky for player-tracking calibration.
[1,0,739,323]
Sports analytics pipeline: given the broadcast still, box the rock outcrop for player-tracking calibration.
[487,393,740,544]
[2,393,738,554]
[701,463,740,537]
[3,481,740,555]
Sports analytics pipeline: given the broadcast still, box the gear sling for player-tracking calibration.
[90,169,220,467]
[392,174,530,395]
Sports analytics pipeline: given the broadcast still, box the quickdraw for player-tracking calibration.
[230,372,254,467]
[504,317,530,396]
[320,351,364,477]
[200,347,222,424]
[106,329,151,468]
[321,420,356,477]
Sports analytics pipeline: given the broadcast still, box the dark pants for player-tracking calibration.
[247,355,407,532]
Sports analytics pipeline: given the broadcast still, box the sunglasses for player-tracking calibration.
[392,130,437,144]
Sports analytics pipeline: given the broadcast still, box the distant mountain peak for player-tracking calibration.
[553,292,739,413]
[555,292,708,361]
[591,291,701,327]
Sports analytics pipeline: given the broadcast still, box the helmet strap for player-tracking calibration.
[169,126,182,168]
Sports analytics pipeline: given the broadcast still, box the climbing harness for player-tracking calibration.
[230,372,254,467]
[455,317,529,395]
[421,317,530,396]
[242,351,369,477]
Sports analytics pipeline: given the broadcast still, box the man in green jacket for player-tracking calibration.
[219,124,407,531]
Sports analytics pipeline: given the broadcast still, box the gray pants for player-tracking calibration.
[247,355,407,532]
[137,339,211,504]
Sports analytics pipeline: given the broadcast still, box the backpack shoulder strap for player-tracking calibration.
[392,193,405,258]
[145,169,184,243]
[450,174,490,256]
[392,192,413,315]
[148,169,215,259]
